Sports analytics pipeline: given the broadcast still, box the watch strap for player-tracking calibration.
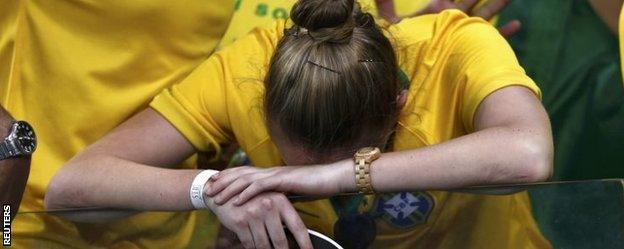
[0,139,12,160]
[355,159,374,194]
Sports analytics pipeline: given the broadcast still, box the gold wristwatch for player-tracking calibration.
[353,147,381,194]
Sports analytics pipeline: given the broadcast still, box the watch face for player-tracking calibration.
[357,147,380,156]
[15,121,36,154]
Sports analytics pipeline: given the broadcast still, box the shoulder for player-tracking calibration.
[196,20,294,153]
[206,19,291,102]
[214,19,290,67]
[389,9,512,83]
[388,9,495,46]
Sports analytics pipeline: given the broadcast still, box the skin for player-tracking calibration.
[44,109,313,249]
[45,85,552,249]
[378,0,624,37]
[206,86,553,206]
[587,0,623,35]
[375,0,522,37]
[0,107,31,221]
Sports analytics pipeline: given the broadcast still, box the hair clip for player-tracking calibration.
[291,27,310,38]
[307,60,341,74]
[359,59,381,63]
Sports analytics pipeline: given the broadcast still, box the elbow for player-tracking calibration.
[44,163,86,210]
[514,138,553,182]
[44,173,67,210]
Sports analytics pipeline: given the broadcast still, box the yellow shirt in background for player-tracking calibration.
[620,2,624,84]
[219,0,430,47]
[151,10,550,249]
[0,1,233,248]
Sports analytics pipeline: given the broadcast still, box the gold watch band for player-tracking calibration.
[355,158,374,194]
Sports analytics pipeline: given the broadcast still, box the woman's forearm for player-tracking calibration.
[342,87,553,193]
[206,124,551,206]
[206,87,552,205]
[45,155,200,211]
[337,125,552,193]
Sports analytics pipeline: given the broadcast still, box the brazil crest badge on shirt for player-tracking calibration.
[374,192,434,229]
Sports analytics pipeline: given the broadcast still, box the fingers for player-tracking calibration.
[265,209,289,249]
[497,20,521,37]
[213,177,256,205]
[244,194,294,249]
[250,220,271,249]
[233,195,274,249]
[234,225,255,249]
[419,0,458,15]
[457,0,479,13]
[375,0,399,23]
[205,167,252,196]
[280,200,313,249]
[217,192,307,249]
[234,178,282,206]
[473,0,511,20]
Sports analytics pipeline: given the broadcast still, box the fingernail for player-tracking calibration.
[234,197,240,205]
[209,173,219,181]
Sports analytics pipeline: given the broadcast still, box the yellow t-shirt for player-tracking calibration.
[220,0,491,48]
[150,10,550,249]
[219,0,429,47]
[221,0,371,47]
[0,1,233,248]
[619,1,624,84]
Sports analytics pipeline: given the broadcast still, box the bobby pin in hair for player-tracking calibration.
[359,59,381,63]
[291,27,309,38]
[307,60,341,74]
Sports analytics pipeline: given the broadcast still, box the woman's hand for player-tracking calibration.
[205,163,354,206]
[376,0,521,37]
[423,0,522,37]
[207,191,313,249]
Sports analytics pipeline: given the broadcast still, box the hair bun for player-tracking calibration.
[291,0,355,31]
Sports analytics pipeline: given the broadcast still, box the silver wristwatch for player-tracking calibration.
[0,121,37,160]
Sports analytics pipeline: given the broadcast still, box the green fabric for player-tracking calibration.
[500,1,624,248]
[500,0,624,181]
[330,195,365,215]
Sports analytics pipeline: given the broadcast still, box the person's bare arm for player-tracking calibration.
[361,86,553,192]
[0,107,31,220]
[206,86,553,205]
[588,0,623,35]
[44,108,312,249]
[44,108,200,211]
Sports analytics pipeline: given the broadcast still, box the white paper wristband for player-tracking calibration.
[190,170,219,210]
